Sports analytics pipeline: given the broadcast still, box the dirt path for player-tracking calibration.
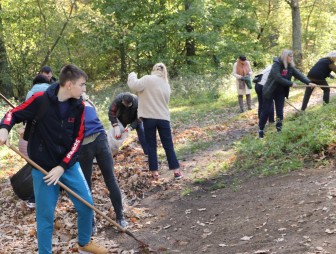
[105,89,336,254]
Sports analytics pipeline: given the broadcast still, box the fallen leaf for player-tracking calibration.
[241,236,253,241]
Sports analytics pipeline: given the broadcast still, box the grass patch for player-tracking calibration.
[174,140,212,158]
[234,100,336,175]
[181,188,193,196]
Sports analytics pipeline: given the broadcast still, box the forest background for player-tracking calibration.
[0,0,336,103]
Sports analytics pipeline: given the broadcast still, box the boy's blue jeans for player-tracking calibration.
[32,162,93,254]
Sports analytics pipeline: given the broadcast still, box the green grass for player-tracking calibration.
[234,99,336,175]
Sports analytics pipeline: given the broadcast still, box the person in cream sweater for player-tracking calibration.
[127,63,183,180]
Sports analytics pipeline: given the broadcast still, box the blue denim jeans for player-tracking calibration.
[78,132,123,220]
[142,118,179,171]
[32,163,93,253]
[135,122,148,155]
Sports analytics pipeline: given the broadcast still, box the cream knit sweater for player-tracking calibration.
[127,72,171,121]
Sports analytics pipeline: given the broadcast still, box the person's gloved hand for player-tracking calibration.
[114,125,121,139]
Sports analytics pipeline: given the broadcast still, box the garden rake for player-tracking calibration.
[6,142,154,252]
[0,92,155,252]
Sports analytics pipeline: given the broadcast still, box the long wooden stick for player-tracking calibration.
[7,143,149,247]
[0,93,15,108]
[295,85,336,89]
[2,92,152,249]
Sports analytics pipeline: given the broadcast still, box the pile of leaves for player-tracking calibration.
[0,134,187,253]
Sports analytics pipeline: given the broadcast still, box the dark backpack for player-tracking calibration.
[252,74,263,84]
[10,163,34,200]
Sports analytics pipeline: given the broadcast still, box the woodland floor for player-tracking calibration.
[1,88,336,254]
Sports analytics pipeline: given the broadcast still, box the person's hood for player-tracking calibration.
[273,57,281,64]
[30,83,49,93]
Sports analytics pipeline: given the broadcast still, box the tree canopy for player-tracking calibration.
[0,0,336,98]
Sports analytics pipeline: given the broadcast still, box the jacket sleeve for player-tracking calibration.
[292,68,311,85]
[60,103,85,170]
[0,92,43,132]
[130,118,141,130]
[127,72,147,92]
[232,62,242,79]
[108,94,123,125]
[247,61,253,76]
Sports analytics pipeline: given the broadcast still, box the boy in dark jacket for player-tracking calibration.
[108,92,148,155]
[0,64,107,254]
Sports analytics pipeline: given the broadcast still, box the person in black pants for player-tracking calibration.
[301,52,336,111]
[78,93,128,235]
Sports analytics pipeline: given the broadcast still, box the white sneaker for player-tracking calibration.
[117,219,129,229]
[26,201,36,209]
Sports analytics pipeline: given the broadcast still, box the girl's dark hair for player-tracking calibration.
[33,74,50,85]
[59,64,88,86]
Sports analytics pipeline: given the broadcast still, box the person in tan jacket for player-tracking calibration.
[233,55,253,112]
[127,63,183,180]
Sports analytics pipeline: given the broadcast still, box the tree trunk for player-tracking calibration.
[119,40,127,83]
[287,0,303,70]
[185,1,195,65]
[0,3,12,97]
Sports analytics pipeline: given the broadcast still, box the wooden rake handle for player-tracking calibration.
[0,93,16,108]
[294,85,336,88]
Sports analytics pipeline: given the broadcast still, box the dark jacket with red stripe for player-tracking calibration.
[0,83,85,171]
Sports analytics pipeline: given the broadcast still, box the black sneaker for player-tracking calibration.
[258,130,264,139]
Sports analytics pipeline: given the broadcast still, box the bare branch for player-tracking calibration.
[40,1,76,68]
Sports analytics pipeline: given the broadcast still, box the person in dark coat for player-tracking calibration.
[108,92,148,155]
[301,52,336,111]
[258,49,316,138]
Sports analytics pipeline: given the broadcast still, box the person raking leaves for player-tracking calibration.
[0,64,108,254]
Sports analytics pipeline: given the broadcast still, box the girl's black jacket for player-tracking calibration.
[0,83,85,171]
